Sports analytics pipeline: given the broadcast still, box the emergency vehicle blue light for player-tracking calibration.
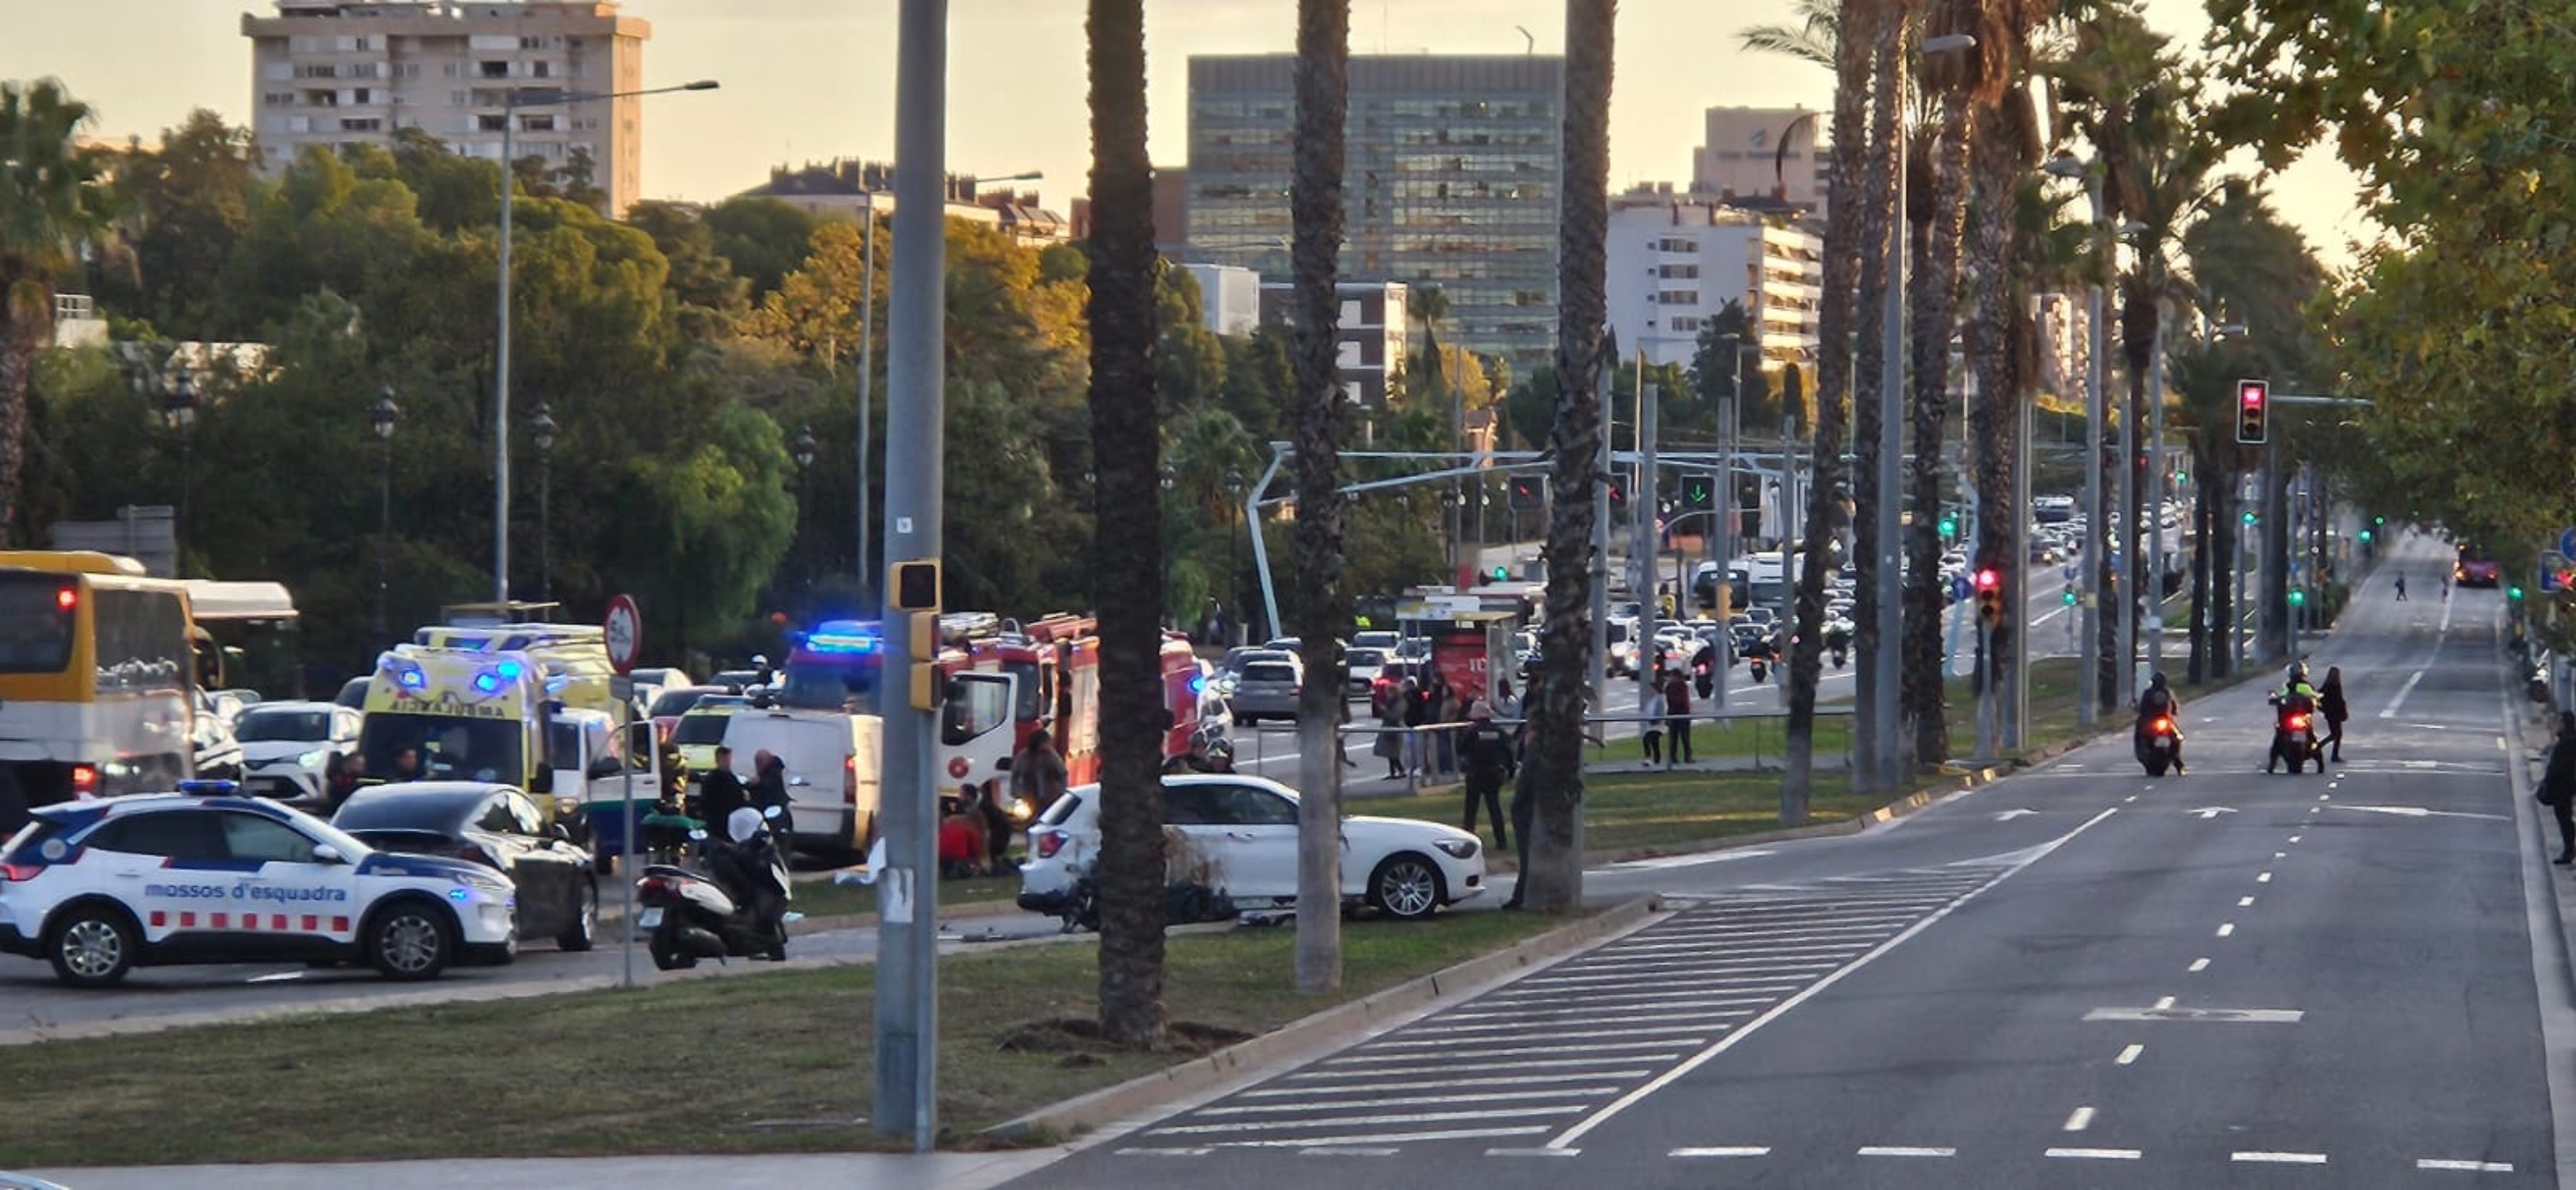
[496,659,526,681]
[178,780,241,797]
[397,666,427,689]
[449,887,470,903]
[810,631,880,654]
[473,672,502,694]
[1190,674,1206,693]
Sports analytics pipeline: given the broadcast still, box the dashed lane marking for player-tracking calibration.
[2190,958,2211,973]
[1298,1146,1397,1157]
[1857,1146,1956,1157]
[2240,896,2256,907]
[2062,1107,2095,1131]
[2233,1150,2329,1165]
[2047,1147,2140,1159]
[2417,1158,2515,1172]
[2218,923,2237,937]
[1669,1146,1771,1157]
[2116,1043,2144,1065]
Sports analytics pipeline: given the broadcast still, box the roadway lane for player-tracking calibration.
[1019,531,2562,1187]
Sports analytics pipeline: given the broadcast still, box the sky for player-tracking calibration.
[5,0,2371,269]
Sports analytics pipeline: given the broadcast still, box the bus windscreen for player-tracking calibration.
[0,574,76,673]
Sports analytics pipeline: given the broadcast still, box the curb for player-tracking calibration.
[981,893,1671,1142]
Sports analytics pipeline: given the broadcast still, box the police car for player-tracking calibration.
[0,783,520,988]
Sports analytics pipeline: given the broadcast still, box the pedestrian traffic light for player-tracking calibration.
[2289,587,2306,608]
[1938,512,1957,540]
[2234,379,2269,444]
[1974,567,2004,624]
[1606,478,1628,511]
[2358,527,2371,543]
[1508,474,1545,509]
[2510,584,2526,601]
[1681,475,1715,512]
[1489,565,1509,582]
[2242,510,2257,527]
[2061,589,2078,606]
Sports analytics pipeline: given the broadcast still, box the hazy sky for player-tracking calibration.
[6,0,2370,267]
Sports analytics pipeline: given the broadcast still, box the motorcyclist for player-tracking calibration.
[1690,639,1719,701]
[2134,670,2185,774]
[2267,665,2321,773]
[707,806,790,960]
[1823,620,1853,665]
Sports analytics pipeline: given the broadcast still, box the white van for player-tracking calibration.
[717,708,884,859]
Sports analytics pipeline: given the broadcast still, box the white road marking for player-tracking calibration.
[1670,1146,1770,1157]
[1248,1072,1648,1096]
[2240,896,2256,907]
[2187,807,2237,820]
[2126,795,2139,803]
[1117,1148,1216,1157]
[2275,851,2287,858]
[1431,1000,1775,1025]
[1607,850,1775,870]
[2218,923,2237,937]
[1200,1088,1626,1116]
[2085,1007,2304,1023]
[2233,1150,2329,1164]
[2259,872,2273,883]
[2382,670,2427,719]
[2115,1043,2145,1065]
[2290,835,2302,843]
[2062,1107,2096,1131]
[1149,1107,1586,1135]
[1297,1055,1682,1078]
[1340,1039,1704,1061]
[1857,1146,1955,1157]
[1186,1127,1555,1149]
[2190,958,2211,973]
[247,971,305,985]
[2333,804,2510,822]
[2047,1147,2141,1159]
[1485,1148,1580,1157]
[1994,808,2039,820]
[1407,1022,1723,1041]
[2417,1158,2514,1172]
[2152,996,2175,1010]
[1545,808,2124,1150]
[1298,1146,1399,1157]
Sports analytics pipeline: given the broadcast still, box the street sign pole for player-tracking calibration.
[601,593,641,990]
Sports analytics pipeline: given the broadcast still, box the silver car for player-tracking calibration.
[1230,656,1305,726]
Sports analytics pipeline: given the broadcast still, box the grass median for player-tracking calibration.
[1367,769,1888,858]
[0,911,1570,1167]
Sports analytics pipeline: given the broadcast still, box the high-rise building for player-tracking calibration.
[242,1,651,216]
[1259,280,1409,407]
[1604,187,1821,370]
[1186,54,1562,367]
[1691,106,1827,216]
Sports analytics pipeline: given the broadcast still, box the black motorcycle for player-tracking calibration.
[637,808,792,969]
[2136,713,2181,776]
[2268,698,2322,774]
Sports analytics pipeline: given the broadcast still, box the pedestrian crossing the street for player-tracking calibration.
[1115,862,2014,1157]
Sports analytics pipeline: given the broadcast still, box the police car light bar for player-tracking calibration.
[178,779,242,797]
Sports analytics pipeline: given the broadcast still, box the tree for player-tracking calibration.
[1154,262,1229,414]
[102,110,256,340]
[1287,0,1352,994]
[703,196,822,299]
[0,79,118,546]
[627,199,752,342]
[1524,0,1616,913]
[1689,301,1775,432]
[1085,0,1167,1050]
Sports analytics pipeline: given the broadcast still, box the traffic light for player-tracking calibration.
[1607,478,1628,511]
[2242,510,2257,527]
[1974,567,2004,624]
[2510,584,2526,602]
[1938,512,1957,540]
[1489,565,1509,582]
[2172,465,2188,485]
[2061,589,2078,606]
[2288,587,2306,608]
[2359,527,2372,543]
[1508,475,1545,509]
[2234,378,2269,444]
[1681,474,1715,512]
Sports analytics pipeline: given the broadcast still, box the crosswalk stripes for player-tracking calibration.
[1115,862,2012,1156]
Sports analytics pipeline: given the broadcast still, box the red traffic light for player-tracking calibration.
[2240,383,2264,405]
[1974,567,2001,591]
[2235,378,2269,444]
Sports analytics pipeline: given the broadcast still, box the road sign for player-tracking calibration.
[1949,574,1971,603]
[2559,528,2576,559]
[604,594,642,674]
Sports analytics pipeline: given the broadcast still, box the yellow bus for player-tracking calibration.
[0,551,197,808]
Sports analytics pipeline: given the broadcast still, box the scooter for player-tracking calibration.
[2136,715,2181,776]
[2269,702,2321,774]
[638,806,792,969]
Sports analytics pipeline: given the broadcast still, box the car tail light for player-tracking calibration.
[2,862,45,881]
[1033,830,1067,860]
[69,765,98,797]
[638,875,675,899]
[845,754,859,805]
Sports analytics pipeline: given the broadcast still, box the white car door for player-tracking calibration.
[1160,785,1254,900]
[1200,782,1301,902]
[217,811,356,943]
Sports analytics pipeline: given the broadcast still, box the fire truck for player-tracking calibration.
[982,615,1206,791]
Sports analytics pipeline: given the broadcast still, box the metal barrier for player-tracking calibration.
[1229,708,1859,792]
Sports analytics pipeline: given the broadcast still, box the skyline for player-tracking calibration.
[6,0,2371,269]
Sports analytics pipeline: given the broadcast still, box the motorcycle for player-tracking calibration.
[2269,701,2321,774]
[638,806,792,969]
[1748,658,1769,683]
[2136,715,2181,776]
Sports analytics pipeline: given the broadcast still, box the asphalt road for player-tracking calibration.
[1020,530,2563,1187]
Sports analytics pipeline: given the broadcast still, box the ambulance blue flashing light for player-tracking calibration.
[496,659,526,681]
[394,663,427,690]
[1189,673,1206,693]
[473,672,502,695]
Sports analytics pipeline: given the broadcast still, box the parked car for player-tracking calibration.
[1018,774,1485,922]
[1344,647,1392,699]
[647,685,728,742]
[0,789,519,986]
[232,701,362,809]
[1229,656,1305,725]
[331,782,597,953]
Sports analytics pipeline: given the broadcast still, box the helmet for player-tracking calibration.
[727,806,764,843]
[2150,670,2168,687]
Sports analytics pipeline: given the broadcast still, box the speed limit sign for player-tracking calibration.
[604,594,642,674]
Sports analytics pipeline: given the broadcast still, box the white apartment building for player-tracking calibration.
[1183,263,1262,336]
[1258,280,1409,408]
[1692,106,1829,216]
[243,1,651,216]
[2034,291,2095,400]
[1605,187,1821,370]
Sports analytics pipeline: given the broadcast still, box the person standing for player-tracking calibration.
[2539,711,2576,866]
[2394,572,2408,601]
[1501,759,1536,911]
[2319,666,2351,762]
[1399,677,1428,778]
[1010,727,1069,816]
[749,748,798,868]
[1432,678,1463,777]
[1639,676,1666,766]
[1459,702,1515,854]
[1663,665,1695,765]
[1374,693,1408,779]
[696,745,749,835]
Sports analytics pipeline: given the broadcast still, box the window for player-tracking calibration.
[263,92,296,106]
[477,796,525,836]
[1163,785,1219,826]
[941,675,1011,747]
[86,812,224,859]
[519,114,554,132]
[351,88,371,105]
[480,60,509,79]
[531,60,551,79]
[339,118,382,132]
[1208,785,1298,826]
[92,587,189,696]
[478,114,507,132]
[220,813,318,864]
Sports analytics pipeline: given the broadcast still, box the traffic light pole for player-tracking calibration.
[1712,390,1734,709]
[1634,378,1659,716]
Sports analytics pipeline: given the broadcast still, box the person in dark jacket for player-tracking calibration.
[2319,666,2351,762]
[1459,701,1516,851]
[2540,712,2576,866]
[1501,761,1535,911]
[749,748,795,867]
[696,745,750,843]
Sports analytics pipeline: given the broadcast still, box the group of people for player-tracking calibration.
[2132,662,2354,774]
[1639,665,1698,766]
[1373,674,1519,781]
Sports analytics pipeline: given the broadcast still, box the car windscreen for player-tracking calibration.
[0,573,75,674]
[235,709,332,743]
[331,794,475,835]
[357,714,525,785]
[1241,663,1297,684]
[648,689,709,717]
[1037,790,1087,827]
[673,713,732,745]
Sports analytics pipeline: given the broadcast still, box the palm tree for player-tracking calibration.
[1848,0,1910,777]
[1522,0,1616,912]
[1739,0,1839,70]
[1083,0,1167,1049]
[0,79,116,546]
[1756,0,1881,820]
[1287,0,1352,991]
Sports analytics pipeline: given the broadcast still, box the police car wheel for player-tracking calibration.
[365,899,455,981]
[557,881,598,952]
[48,906,137,988]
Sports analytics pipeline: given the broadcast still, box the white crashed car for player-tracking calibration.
[1018,773,1486,923]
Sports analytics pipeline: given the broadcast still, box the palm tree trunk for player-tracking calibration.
[0,334,32,547]
[1085,0,1167,1049]
[2213,454,2238,675]
[1784,0,1882,822]
[1903,86,1976,766]
[1524,0,1616,914]
[2188,458,2212,682]
[1961,91,2021,750]
[1850,0,1907,775]
[1288,0,1351,994]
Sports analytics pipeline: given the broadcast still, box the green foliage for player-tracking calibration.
[703,197,822,299]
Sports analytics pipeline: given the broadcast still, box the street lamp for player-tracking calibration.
[162,372,199,577]
[370,385,400,635]
[1225,467,1247,646]
[493,78,718,604]
[2045,150,2107,725]
[530,402,557,602]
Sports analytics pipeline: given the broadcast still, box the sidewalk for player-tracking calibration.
[18,1150,1066,1190]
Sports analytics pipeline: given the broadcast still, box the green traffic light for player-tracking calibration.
[2511,585,2526,601]
[2242,512,2256,526]
[2358,528,2372,543]
[2061,590,2077,606]
[2289,589,2306,606]
[1938,516,1956,539]
[1489,566,1508,582]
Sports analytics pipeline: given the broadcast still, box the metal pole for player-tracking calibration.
[1634,376,1659,729]
[2116,307,2137,708]
[1588,363,1611,718]
[2006,380,2030,747]
[1872,121,1907,785]
[873,0,945,1151]
[2233,494,2248,672]
[177,424,192,578]
[538,448,551,602]
[494,109,516,605]
[1712,378,1733,708]
[2077,173,2105,725]
[377,435,392,635]
[619,750,634,988]
[858,193,877,604]
[2145,312,2167,679]
[1779,412,1798,710]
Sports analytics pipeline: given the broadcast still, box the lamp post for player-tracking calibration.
[370,386,400,635]
[162,372,199,578]
[792,423,817,601]
[1225,467,1246,645]
[493,78,718,605]
[530,402,557,603]
[2045,151,2106,725]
